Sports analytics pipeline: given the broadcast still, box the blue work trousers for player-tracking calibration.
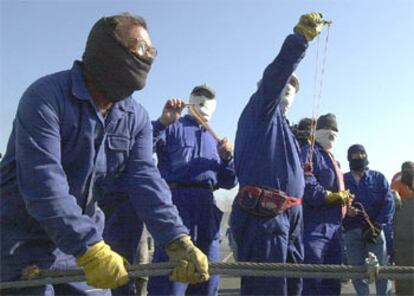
[102,200,146,296]
[147,188,223,296]
[344,227,392,296]
[302,223,342,296]
[230,203,304,296]
[1,246,109,296]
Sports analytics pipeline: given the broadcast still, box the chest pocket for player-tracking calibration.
[367,185,385,202]
[106,134,131,176]
[168,130,197,169]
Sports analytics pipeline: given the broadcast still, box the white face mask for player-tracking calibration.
[189,95,216,122]
[315,129,338,151]
[279,84,296,116]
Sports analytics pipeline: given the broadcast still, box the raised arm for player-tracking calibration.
[152,98,186,152]
[252,33,308,117]
[247,13,324,120]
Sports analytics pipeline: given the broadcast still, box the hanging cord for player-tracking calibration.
[186,104,221,142]
[307,22,332,166]
[351,201,379,235]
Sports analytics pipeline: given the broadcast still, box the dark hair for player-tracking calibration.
[402,161,414,171]
[111,13,147,30]
[292,117,313,147]
[297,117,313,131]
[191,84,215,99]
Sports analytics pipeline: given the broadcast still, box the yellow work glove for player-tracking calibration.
[165,235,209,284]
[294,12,324,41]
[326,190,352,205]
[76,241,129,289]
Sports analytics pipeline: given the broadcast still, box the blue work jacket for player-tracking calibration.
[343,170,395,231]
[301,144,344,226]
[0,61,187,258]
[152,115,237,190]
[234,32,307,198]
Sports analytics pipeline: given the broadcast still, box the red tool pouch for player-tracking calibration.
[237,185,302,217]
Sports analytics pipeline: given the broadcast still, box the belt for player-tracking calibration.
[168,182,217,191]
[237,185,302,217]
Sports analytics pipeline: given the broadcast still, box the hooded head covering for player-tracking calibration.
[401,161,414,188]
[347,144,369,171]
[82,15,153,102]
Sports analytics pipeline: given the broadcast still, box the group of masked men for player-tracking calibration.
[1,11,413,296]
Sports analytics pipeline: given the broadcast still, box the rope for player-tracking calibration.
[352,201,380,236]
[307,23,332,166]
[2,261,413,290]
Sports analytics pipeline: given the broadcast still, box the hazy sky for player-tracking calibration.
[1,0,413,209]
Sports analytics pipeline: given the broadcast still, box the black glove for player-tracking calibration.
[362,223,382,244]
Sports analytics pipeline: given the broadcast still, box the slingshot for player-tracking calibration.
[185,103,221,142]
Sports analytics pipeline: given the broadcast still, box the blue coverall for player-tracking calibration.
[301,144,344,296]
[343,170,395,296]
[147,115,237,296]
[100,195,146,296]
[0,61,188,295]
[229,32,307,296]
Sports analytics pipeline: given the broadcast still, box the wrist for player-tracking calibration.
[221,154,233,163]
[76,241,106,265]
[159,116,170,127]
[153,118,169,131]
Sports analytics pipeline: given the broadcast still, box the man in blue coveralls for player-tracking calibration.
[301,113,353,295]
[148,86,237,295]
[343,144,394,296]
[0,14,208,295]
[229,12,325,296]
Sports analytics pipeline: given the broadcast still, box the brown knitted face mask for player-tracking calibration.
[82,17,153,102]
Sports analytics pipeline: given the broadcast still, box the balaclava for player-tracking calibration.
[188,84,216,122]
[401,161,414,189]
[347,144,369,171]
[315,113,338,151]
[82,16,153,102]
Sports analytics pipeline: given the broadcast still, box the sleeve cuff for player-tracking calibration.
[152,119,167,132]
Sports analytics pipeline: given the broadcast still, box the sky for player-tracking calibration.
[1,0,413,211]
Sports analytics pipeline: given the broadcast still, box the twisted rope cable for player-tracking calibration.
[2,262,413,290]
